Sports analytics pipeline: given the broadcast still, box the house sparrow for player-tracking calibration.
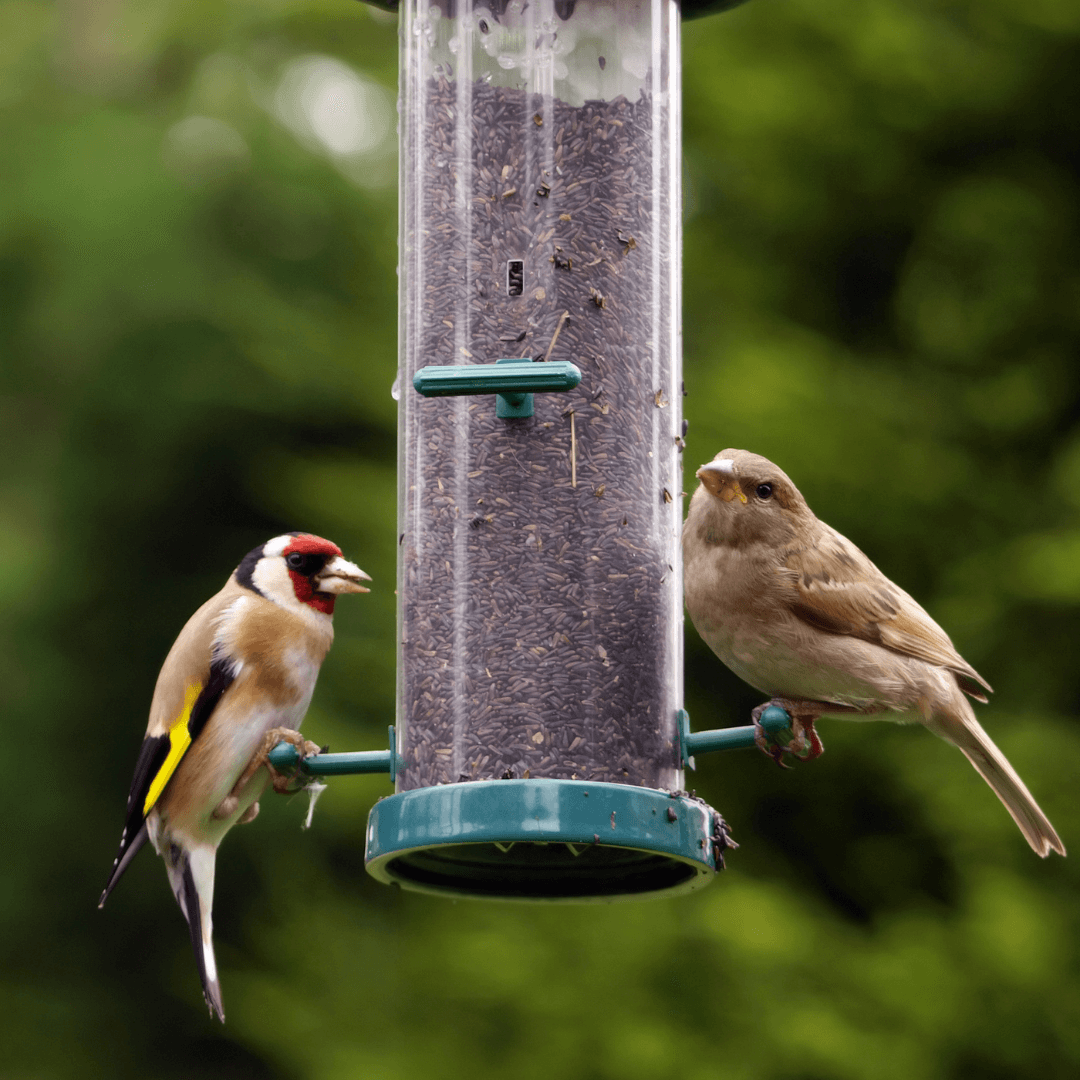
[98,533,371,1019]
[683,449,1064,858]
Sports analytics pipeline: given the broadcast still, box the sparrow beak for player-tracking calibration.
[696,460,747,504]
[315,556,372,594]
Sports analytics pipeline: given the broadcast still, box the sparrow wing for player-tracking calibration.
[781,524,992,701]
[98,585,241,906]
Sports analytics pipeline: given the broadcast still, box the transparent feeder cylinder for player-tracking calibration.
[397,0,684,792]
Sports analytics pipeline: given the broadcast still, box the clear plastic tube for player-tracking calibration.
[397,0,683,792]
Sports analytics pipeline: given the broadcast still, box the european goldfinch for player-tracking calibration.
[98,533,371,1020]
[683,449,1064,857]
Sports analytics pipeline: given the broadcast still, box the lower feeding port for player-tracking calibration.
[365,780,722,901]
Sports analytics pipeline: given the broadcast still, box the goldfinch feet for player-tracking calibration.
[751,699,826,767]
[213,729,320,820]
[212,793,240,820]
[260,727,322,795]
[237,801,260,825]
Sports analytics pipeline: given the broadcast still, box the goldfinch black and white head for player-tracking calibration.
[237,532,370,615]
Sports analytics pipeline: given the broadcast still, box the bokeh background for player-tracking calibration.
[2,0,1079,1075]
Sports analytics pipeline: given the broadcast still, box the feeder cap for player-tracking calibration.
[681,0,751,15]
[356,0,749,20]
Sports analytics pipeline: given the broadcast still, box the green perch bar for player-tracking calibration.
[412,358,582,418]
[267,726,398,781]
[266,711,794,779]
[679,705,793,763]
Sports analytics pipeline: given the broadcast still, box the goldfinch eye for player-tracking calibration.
[286,552,307,570]
[756,483,774,500]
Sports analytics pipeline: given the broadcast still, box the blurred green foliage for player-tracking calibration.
[2,0,1079,1076]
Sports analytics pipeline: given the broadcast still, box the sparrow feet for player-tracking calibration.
[751,699,826,767]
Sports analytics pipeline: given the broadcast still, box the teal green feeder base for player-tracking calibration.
[365,779,719,902]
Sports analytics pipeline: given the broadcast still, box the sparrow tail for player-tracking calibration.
[941,698,1065,858]
[165,843,226,1021]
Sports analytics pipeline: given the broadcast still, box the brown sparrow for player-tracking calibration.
[683,448,1064,858]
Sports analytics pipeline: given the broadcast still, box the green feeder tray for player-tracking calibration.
[365,779,718,902]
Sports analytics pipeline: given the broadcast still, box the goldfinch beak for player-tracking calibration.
[696,460,747,504]
[315,556,372,594]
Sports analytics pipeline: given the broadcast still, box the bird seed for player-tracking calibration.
[398,75,683,792]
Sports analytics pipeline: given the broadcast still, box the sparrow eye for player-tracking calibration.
[756,483,774,500]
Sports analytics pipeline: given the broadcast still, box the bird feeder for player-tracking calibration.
[272,0,789,901]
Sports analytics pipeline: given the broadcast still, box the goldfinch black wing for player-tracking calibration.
[98,589,240,906]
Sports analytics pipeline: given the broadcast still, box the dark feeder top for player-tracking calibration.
[359,0,749,18]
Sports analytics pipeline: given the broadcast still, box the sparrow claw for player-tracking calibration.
[791,718,825,761]
[751,700,789,767]
[751,699,826,766]
[759,735,792,769]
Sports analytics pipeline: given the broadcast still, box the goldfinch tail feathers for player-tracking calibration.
[98,732,171,907]
[98,822,149,908]
[165,844,225,1022]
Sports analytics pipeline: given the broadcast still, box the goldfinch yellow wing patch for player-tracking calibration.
[143,682,202,815]
[101,657,237,906]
